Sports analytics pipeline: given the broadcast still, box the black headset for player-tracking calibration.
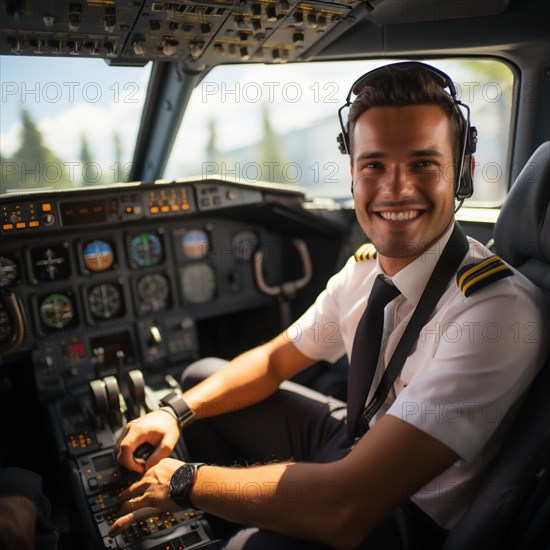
[336,61,478,200]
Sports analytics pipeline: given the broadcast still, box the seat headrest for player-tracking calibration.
[494,141,550,291]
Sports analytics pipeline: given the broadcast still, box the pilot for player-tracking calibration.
[110,62,547,549]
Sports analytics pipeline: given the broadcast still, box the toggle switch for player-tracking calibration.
[149,325,162,345]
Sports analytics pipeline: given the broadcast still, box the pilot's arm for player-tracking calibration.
[110,412,457,548]
[115,333,315,473]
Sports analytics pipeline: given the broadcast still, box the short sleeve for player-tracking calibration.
[290,257,357,363]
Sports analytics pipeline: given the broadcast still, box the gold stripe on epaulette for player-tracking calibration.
[457,256,501,289]
[354,243,377,262]
[457,255,513,297]
[462,264,510,295]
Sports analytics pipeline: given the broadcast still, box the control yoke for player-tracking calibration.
[253,239,312,328]
[0,288,26,360]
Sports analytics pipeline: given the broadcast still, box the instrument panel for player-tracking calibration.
[0,180,306,400]
[0,177,341,550]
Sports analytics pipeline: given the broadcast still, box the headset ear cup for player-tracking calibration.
[337,129,349,155]
[466,126,478,155]
[337,132,347,155]
[457,154,474,200]
[456,124,477,200]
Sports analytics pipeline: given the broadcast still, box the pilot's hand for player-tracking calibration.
[108,457,184,537]
[114,409,181,473]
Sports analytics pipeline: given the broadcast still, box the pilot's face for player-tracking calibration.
[350,104,456,275]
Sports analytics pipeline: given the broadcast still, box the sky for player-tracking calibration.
[0,56,381,165]
[0,56,151,172]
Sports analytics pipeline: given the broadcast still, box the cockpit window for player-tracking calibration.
[164,58,513,206]
[0,56,151,195]
[1,57,513,207]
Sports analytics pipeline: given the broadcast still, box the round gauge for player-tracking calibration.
[0,303,12,343]
[181,263,216,304]
[39,293,75,330]
[129,233,163,268]
[31,245,70,282]
[182,229,209,260]
[83,240,114,272]
[137,273,170,314]
[231,230,260,262]
[88,283,123,320]
[0,256,19,287]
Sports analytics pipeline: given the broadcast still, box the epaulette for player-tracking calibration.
[354,243,377,262]
[456,255,513,297]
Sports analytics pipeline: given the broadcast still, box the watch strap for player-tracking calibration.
[159,391,196,427]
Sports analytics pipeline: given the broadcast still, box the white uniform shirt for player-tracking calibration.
[291,224,548,529]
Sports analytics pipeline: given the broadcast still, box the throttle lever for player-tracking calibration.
[133,442,155,464]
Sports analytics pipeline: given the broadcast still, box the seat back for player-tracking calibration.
[494,141,550,291]
[443,141,550,550]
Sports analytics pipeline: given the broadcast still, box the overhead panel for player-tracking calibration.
[0,0,370,65]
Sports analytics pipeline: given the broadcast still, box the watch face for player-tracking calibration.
[170,465,194,505]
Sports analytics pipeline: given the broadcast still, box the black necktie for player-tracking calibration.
[347,274,401,442]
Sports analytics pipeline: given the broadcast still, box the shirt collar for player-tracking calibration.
[375,223,456,307]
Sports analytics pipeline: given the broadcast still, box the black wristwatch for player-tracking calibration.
[169,463,206,509]
[159,391,196,428]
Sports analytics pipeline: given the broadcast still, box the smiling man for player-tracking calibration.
[111,63,547,549]
[351,104,456,274]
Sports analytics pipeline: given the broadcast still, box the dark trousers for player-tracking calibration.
[0,467,59,550]
[180,358,449,550]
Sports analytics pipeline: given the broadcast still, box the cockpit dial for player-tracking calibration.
[128,233,163,268]
[39,292,75,330]
[83,240,115,272]
[231,230,260,262]
[181,229,209,260]
[87,283,123,320]
[31,245,70,282]
[0,256,19,287]
[136,273,170,314]
[180,263,216,304]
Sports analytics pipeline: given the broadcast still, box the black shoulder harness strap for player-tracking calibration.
[357,223,470,436]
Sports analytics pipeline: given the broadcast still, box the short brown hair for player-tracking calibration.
[348,64,464,171]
